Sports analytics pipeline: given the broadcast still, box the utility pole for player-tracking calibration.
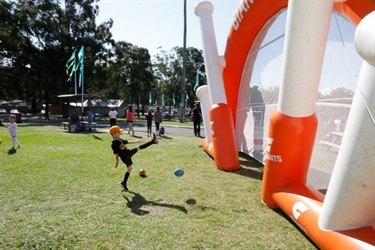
[180,0,187,123]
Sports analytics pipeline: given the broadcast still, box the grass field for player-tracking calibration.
[0,122,316,249]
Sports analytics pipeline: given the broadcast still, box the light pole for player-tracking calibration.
[180,0,187,122]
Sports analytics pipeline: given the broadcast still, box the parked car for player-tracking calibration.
[0,109,6,114]
[162,111,175,120]
[10,109,19,114]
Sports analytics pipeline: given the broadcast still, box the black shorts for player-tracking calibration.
[121,148,138,167]
[110,118,116,126]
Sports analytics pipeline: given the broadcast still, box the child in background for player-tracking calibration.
[145,110,153,137]
[7,114,22,149]
[110,125,158,191]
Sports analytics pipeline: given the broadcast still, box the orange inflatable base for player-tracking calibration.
[201,137,239,171]
[269,182,375,249]
[201,138,213,158]
[202,103,239,171]
[261,111,318,207]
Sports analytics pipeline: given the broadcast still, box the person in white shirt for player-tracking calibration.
[108,108,118,126]
[7,114,22,149]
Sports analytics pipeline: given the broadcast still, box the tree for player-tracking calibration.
[153,47,205,112]
[0,0,114,118]
[0,0,35,101]
[124,44,153,113]
[0,0,207,120]
[97,41,153,116]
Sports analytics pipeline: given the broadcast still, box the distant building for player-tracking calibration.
[70,99,127,117]
[0,100,33,114]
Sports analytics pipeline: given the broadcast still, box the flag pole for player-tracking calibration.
[76,46,84,120]
[75,70,77,95]
[81,66,84,120]
[75,50,78,113]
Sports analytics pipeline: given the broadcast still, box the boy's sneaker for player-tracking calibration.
[118,182,128,191]
[152,133,159,144]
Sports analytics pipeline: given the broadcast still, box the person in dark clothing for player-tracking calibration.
[145,110,153,137]
[110,125,158,191]
[191,103,202,137]
[69,111,79,132]
[153,106,162,136]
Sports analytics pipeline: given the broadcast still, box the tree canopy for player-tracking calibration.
[0,0,206,117]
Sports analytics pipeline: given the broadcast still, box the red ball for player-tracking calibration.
[138,169,146,176]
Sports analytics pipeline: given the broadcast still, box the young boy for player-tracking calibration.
[110,125,158,191]
[7,114,22,149]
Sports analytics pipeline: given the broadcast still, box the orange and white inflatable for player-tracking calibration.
[195,0,374,249]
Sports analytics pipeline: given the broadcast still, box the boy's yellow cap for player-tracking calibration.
[109,126,124,134]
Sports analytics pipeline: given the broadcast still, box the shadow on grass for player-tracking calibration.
[65,130,109,135]
[17,122,108,133]
[131,134,143,139]
[159,135,173,140]
[90,134,104,140]
[233,166,264,180]
[219,152,264,180]
[123,191,188,216]
[185,198,196,205]
[7,147,17,155]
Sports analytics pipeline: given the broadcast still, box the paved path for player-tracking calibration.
[90,120,206,137]
[20,116,204,137]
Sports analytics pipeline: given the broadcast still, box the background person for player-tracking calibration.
[145,110,153,137]
[153,106,162,136]
[69,111,79,132]
[87,109,95,131]
[126,105,135,136]
[191,103,202,137]
[7,114,22,149]
[108,108,118,127]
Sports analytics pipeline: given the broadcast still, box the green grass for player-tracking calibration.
[0,123,316,249]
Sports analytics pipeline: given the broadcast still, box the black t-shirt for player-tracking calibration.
[111,139,137,167]
[192,108,202,122]
[112,139,128,159]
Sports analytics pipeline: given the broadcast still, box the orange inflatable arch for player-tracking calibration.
[223,0,374,126]
[196,0,374,249]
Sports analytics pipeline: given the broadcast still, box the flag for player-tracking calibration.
[193,69,200,92]
[77,46,84,87]
[162,93,165,106]
[66,50,76,82]
[66,51,75,75]
[185,91,189,101]
[149,91,152,105]
[172,93,175,105]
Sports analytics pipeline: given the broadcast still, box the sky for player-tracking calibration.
[95,0,362,93]
[253,11,361,92]
[96,0,239,57]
